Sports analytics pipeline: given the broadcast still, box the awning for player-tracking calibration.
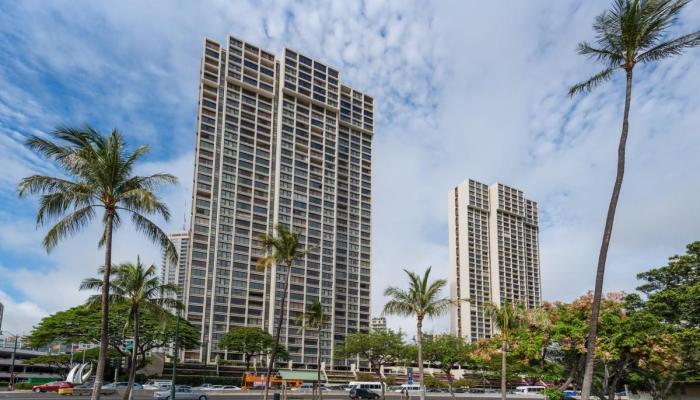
[278,370,320,381]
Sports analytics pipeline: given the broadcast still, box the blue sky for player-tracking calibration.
[1,0,699,335]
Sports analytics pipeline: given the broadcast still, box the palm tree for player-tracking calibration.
[18,127,177,400]
[568,1,700,398]
[80,258,180,400]
[483,301,525,400]
[383,267,452,400]
[296,301,327,400]
[257,224,310,400]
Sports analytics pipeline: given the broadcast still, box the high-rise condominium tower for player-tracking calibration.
[182,36,373,368]
[161,230,190,303]
[448,179,541,342]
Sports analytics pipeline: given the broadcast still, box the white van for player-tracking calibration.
[514,386,546,395]
[348,382,384,394]
[393,384,421,394]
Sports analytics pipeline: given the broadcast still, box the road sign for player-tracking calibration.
[407,368,413,385]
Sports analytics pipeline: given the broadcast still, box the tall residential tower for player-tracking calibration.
[161,230,190,303]
[448,180,541,342]
[182,36,373,369]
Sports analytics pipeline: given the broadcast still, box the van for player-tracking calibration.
[514,386,546,395]
[348,382,384,394]
[393,384,421,394]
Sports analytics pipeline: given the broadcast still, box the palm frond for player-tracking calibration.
[382,300,416,318]
[36,191,97,226]
[79,277,104,291]
[568,67,618,97]
[637,30,700,63]
[42,206,96,251]
[576,41,625,67]
[129,212,178,263]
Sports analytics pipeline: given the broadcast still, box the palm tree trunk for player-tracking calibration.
[416,317,425,400]
[123,307,139,400]
[263,260,293,400]
[92,211,114,400]
[581,68,633,400]
[501,340,507,400]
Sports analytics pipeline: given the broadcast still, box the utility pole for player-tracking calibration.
[2,331,19,391]
[170,310,180,400]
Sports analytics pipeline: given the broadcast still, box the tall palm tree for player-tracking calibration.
[257,224,310,400]
[568,1,700,398]
[296,301,327,400]
[18,127,177,400]
[483,301,525,400]
[383,267,452,400]
[80,258,180,400]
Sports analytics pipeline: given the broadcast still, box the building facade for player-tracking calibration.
[370,317,386,332]
[448,179,541,342]
[161,230,191,304]
[181,36,373,369]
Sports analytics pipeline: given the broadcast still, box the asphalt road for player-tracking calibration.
[0,391,542,400]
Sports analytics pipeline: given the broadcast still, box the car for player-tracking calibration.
[154,385,208,400]
[102,382,144,390]
[32,381,73,393]
[349,387,380,399]
[71,383,117,396]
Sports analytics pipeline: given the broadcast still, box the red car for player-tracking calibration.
[32,381,73,393]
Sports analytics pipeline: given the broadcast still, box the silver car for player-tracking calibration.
[154,385,208,400]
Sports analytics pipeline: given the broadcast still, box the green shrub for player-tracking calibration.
[173,376,241,386]
[452,378,469,388]
[423,375,446,388]
[355,372,375,381]
[384,375,397,386]
[13,383,37,390]
[543,388,565,400]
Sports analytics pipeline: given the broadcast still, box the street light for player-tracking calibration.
[1,330,19,391]
[170,309,180,400]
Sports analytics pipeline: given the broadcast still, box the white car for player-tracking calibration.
[153,385,208,400]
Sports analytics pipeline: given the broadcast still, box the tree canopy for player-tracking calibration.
[27,303,199,360]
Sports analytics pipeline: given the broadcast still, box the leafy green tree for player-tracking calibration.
[383,267,452,400]
[220,327,275,385]
[296,301,328,400]
[336,330,405,399]
[256,224,310,400]
[81,259,179,400]
[26,303,199,367]
[507,305,559,382]
[423,375,445,388]
[423,335,474,399]
[484,301,526,400]
[18,127,177,400]
[631,242,700,399]
[568,2,700,397]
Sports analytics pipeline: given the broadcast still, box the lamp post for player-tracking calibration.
[170,310,180,400]
[1,330,19,391]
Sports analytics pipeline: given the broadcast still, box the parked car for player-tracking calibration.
[154,385,208,400]
[32,381,73,393]
[71,383,117,396]
[102,382,144,390]
[514,385,547,395]
[349,387,380,399]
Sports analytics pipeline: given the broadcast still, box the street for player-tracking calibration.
[0,391,543,400]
